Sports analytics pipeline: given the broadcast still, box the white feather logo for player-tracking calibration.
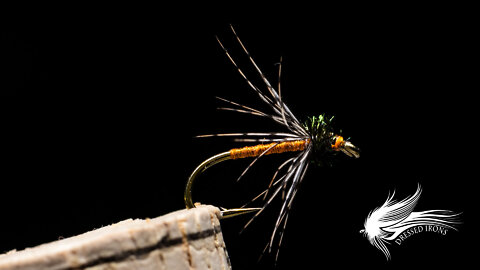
[360,184,461,260]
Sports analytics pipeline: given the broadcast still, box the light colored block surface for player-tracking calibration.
[0,205,231,270]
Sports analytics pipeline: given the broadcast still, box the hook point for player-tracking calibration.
[220,207,262,219]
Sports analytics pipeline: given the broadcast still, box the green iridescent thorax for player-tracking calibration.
[303,114,338,166]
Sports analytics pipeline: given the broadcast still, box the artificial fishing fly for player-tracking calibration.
[185,25,360,261]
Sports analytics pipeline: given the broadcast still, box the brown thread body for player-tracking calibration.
[229,139,310,159]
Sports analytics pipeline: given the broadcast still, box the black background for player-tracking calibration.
[1,3,475,269]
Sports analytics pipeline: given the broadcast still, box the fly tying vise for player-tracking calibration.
[184,25,360,257]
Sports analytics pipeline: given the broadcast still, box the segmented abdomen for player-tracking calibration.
[230,139,310,159]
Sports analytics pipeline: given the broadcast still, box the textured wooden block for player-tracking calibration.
[0,205,231,270]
